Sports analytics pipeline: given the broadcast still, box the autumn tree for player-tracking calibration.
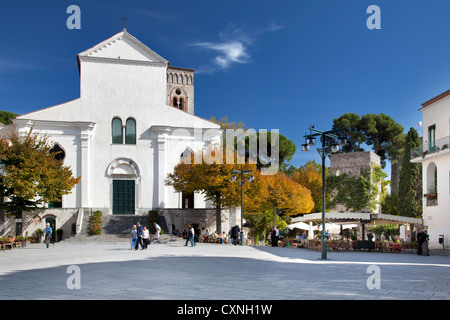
[245,172,314,229]
[165,148,257,233]
[0,130,80,218]
[290,160,325,213]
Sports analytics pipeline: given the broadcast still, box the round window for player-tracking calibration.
[175,88,182,95]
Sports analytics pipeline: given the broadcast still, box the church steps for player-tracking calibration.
[61,214,180,243]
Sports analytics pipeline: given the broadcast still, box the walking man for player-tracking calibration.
[135,222,143,250]
[154,222,161,243]
[45,223,52,248]
[190,225,196,247]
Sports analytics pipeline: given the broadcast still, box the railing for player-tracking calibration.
[411,135,450,160]
[424,193,438,206]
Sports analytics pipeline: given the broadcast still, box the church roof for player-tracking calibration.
[77,29,169,67]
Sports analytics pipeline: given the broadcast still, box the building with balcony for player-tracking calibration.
[411,89,450,249]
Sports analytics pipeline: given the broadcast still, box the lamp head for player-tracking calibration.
[306,136,316,146]
[331,144,340,153]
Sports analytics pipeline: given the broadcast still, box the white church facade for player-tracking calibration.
[0,30,239,239]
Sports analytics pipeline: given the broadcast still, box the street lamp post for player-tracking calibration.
[302,126,347,260]
[230,170,254,246]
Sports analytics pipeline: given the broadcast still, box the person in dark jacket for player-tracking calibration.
[135,222,143,250]
[231,225,240,245]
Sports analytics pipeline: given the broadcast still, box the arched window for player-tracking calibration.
[125,118,136,145]
[426,162,438,206]
[112,118,123,144]
[179,98,184,110]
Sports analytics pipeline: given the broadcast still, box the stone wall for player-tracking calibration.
[0,208,79,240]
[329,151,382,213]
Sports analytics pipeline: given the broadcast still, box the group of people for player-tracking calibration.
[181,225,245,246]
[130,221,162,250]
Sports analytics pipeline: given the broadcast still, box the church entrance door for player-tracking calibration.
[113,180,135,215]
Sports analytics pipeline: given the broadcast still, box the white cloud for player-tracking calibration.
[190,23,283,73]
[192,41,250,70]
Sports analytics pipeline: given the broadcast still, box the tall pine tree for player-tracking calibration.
[398,128,422,218]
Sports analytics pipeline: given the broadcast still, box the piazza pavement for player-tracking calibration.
[0,240,449,301]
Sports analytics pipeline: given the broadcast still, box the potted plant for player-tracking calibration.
[35,228,44,243]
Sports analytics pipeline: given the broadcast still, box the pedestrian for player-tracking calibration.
[231,225,240,245]
[135,221,143,250]
[417,229,423,255]
[275,227,280,246]
[44,223,52,248]
[130,225,138,250]
[421,230,430,256]
[154,222,161,243]
[185,225,192,246]
[190,225,196,247]
[142,226,150,249]
[270,228,275,247]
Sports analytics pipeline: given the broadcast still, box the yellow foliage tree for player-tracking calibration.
[245,172,315,228]
[291,160,324,213]
[165,148,257,233]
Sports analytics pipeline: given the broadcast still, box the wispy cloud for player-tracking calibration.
[191,41,250,70]
[190,23,284,74]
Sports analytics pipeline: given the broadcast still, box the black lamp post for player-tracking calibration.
[302,126,347,259]
[230,170,254,245]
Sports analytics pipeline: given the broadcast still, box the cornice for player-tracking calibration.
[78,55,167,67]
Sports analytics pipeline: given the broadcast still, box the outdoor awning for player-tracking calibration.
[292,212,423,226]
[292,212,371,223]
[286,222,311,230]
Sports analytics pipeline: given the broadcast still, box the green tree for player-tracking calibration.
[332,113,366,153]
[332,113,404,168]
[398,128,422,218]
[359,113,405,168]
[0,130,80,218]
[0,111,19,124]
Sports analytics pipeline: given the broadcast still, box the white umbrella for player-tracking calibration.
[287,222,311,230]
[308,221,314,239]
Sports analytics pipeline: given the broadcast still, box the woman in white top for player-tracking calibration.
[142,226,150,249]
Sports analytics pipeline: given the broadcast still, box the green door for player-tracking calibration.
[113,180,135,215]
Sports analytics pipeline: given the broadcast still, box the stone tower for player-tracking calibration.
[329,151,382,213]
[167,66,195,114]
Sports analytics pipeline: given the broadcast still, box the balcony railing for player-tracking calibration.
[411,135,450,160]
[424,193,438,206]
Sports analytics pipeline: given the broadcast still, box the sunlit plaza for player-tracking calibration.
[1,241,449,300]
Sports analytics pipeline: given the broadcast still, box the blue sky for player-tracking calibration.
[1,0,450,173]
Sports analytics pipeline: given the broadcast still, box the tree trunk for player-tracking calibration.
[272,203,277,229]
[215,192,222,234]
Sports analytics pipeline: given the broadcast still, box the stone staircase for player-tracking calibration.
[62,213,181,243]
